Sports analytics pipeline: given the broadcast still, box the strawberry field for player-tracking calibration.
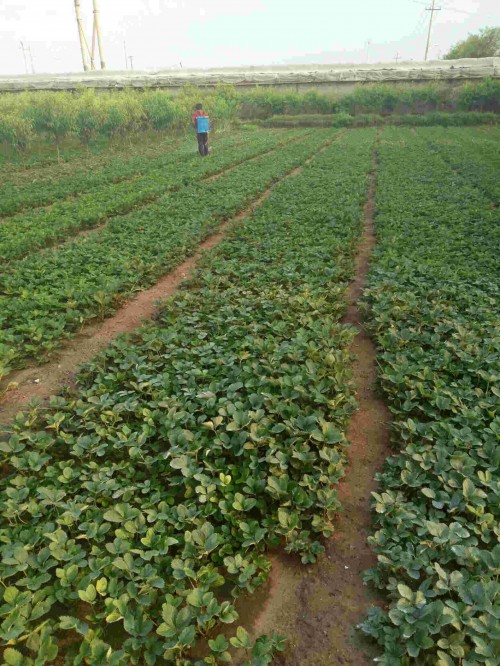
[0,126,498,666]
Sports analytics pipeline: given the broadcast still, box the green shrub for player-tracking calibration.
[74,88,105,145]
[0,113,32,150]
[23,91,76,151]
[140,91,181,130]
[238,87,336,119]
[261,114,333,128]
[397,84,442,112]
[337,84,400,115]
[331,112,354,127]
[457,77,500,111]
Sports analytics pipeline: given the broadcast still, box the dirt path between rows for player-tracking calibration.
[237,141,391,666]
[0,134,337,426]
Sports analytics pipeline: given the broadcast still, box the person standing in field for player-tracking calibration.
[192,103,209,156]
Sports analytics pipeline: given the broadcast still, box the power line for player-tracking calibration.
[413,0,475,16]
[439,0,476,16]
[424,0,441,60]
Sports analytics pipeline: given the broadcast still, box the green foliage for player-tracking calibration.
[0,130,319,376]
[0,129,375,662]
[74,88,106,146]
[100,90,145,138]
[457,77,500,112]
[360,127,500,664]
[0,114,32,150]
[23,91,76,147]
[443,26,500,59]
[260,111,500,128]
[140,91,182,130]
[238,87,336,119]
[260,114,333,128]
[0,79,497,157]
[337,84,400,115]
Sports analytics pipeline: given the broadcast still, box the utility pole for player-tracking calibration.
[424,0,441,61]
[92,0,106,69]
[364,39,372,63]
[74,0,90,71]
[20,41,29,74]
[124,40,128,69]
[395,52,401,64]
[73,0,106,71]
[129,55,134,71]
[28,45,35,73]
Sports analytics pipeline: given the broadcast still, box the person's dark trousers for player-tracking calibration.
[197,132,209,156]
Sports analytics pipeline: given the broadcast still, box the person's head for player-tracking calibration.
[195,103,203,110]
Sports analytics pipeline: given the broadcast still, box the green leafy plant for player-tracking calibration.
[0,128,375,662]
[360,127,500,664]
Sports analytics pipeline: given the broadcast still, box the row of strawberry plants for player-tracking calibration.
[422,127,499,206]
[0,129,375,664]
[0,130,286,217]
[0,130,332,379]
[0,130,308,263]
[0,131,184,186]
[359,128,499,665]
[0,135,183,216]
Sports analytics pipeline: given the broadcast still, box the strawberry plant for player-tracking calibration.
[0,130,332,380]
[0,129,375,663]
[0,128,293,217]
[0,130,307,262]
[360,128,500,665]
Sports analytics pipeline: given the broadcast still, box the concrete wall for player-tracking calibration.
[0,58,498,93]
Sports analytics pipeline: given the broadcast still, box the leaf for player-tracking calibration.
[78,583,97,603]
[208,634,230,653]
[219,601,239,624]
[103,508,123,523]
[230,626,252,649]
[96,577,108,594]
[186,587,211,608]
[59,615,89,636]
[178,624,196,646]
[3,587,19,604]
[3,648,24,666]
[397,584,413,600]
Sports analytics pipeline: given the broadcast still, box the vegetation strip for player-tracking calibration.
[421,127,499,205]
[0,130,332,378]
[0,130,307,262]
[260,111,500,130]
[0,129,376,665]
[245,136,391,666]
[0,133,185,186]
[0,130,286,218]
[359,128,499,664]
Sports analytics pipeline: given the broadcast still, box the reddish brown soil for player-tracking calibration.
[238,144,391,666]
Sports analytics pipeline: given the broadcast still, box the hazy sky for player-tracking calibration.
[1,0,499,75]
